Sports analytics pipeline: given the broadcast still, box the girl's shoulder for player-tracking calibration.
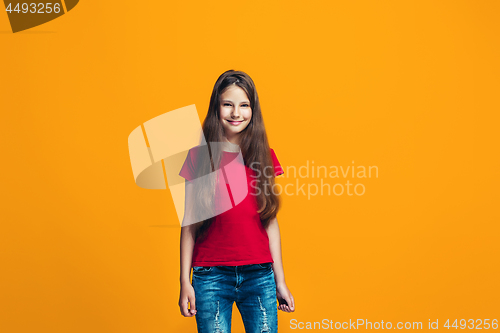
[269,148,284,176]
[269,147,279,159]
[186,145,209,158]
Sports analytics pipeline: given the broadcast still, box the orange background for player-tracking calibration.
[1,1,499,332]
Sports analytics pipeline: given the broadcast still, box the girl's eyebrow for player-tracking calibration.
[222,100,250,104]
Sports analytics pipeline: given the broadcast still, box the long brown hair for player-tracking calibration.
[192,70,280,242]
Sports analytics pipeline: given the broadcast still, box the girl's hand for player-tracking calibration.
[276,283,295,312]
[179,283,197,317]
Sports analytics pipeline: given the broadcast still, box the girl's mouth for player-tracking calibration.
[227,120,243,126]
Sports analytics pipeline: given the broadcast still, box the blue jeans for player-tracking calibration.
[192,263,278,333]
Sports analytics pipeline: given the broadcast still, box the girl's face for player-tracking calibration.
[219,85,252,144]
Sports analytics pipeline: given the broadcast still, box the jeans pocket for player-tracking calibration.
[192,266,214,273]
[257,262,273,269]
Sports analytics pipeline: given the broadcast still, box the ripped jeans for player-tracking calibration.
[192,263,278,333]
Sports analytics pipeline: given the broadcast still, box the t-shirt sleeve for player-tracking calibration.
[270,148,284,176]
[179,149,195,181]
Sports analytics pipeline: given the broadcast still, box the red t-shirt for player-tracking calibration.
[179,146,284,267]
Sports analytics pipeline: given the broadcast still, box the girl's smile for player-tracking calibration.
[225,120,243,126]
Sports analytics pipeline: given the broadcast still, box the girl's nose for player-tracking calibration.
[232,107,241,117]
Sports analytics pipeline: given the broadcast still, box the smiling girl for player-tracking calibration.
[178,70,295,333]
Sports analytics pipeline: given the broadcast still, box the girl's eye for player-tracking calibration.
[242,104,249,107]
[223,103,232,106]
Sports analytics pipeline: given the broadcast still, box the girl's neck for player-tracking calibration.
[222,135,241,152]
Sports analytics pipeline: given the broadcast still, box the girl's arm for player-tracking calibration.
[179,180,197,317]
[180,221,195,285]
[266,217,296,312]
